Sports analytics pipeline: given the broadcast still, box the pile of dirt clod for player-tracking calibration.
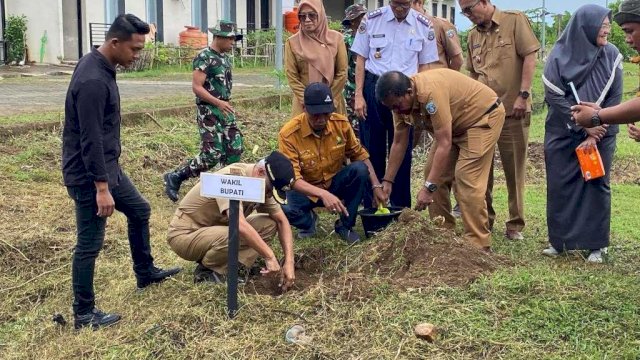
[355,209,510,288]
[244,248,331,296]
[245,209,510,296]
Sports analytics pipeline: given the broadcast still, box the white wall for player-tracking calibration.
[162,0,193,45]
[235,0,246,29]
[5,0,63,64]
[426,0,456,20]
[126,0,146,21]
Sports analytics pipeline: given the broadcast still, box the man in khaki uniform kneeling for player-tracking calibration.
[167,151,296,290]
[376,69,505,250]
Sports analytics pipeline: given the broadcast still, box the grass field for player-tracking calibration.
[0,63,639,359]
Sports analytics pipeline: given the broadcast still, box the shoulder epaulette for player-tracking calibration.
[329,113,349,122]
[502,10,523,15]
[368,8,383,19]
[280,120,301,138]
[417,14,433,27]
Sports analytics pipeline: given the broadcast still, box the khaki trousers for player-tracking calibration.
[167,213,277,274]
[451,107,505,248]
[424,140,457,229]
[486,113,530,232]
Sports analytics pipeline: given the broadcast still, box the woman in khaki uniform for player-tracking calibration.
[284,0,348,116]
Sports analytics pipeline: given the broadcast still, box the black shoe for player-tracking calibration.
[163,165,192,202]
[451,203,461,218]
[74,308,121,330]
[193,263,225,284]
[137,266,182,289]
[335,220,361,245]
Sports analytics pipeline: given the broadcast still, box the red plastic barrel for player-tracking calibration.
[284,7,300,34]
[179,26,208,48]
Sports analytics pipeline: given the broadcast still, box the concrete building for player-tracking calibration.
[426,0,457,24]
[0,0,456,65]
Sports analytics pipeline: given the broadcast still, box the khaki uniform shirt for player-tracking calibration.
[169,163,281,231]
[394,69,499,136]
[278,113,369,191]
[465,8,540,115]
[284,37,348,116]
[428,16,463,69]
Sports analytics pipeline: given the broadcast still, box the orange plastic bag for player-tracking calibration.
[575,145,605,181]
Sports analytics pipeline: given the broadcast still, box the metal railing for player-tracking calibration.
[0,39,6,64]
[89,22,110,49]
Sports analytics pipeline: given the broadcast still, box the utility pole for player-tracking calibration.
[276,0,284,89]
[541,0,546,60]
[222,0,231,21]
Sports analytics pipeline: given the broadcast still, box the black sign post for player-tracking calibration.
[227,199,240,319]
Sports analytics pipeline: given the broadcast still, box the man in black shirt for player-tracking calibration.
[62,14,180,330]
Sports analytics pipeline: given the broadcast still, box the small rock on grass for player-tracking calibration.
[414,323,437,342]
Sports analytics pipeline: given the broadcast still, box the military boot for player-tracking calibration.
[163,165,193,202]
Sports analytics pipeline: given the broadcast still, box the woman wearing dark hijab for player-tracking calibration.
[541,4,623,263]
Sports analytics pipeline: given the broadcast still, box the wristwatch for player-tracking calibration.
[591,109,602,127]
[518,90,530,99]
[424,181,438,193]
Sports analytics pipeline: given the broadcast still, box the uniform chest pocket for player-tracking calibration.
[405,38,423,52]
[495,39,513,59]
[369,37,388,50]
[300,153,319,169]
[330,145,346,161]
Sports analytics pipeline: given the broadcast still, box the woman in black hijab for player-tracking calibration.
[541,4,623,263]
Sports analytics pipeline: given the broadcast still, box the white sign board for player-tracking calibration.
[200,173,266,203]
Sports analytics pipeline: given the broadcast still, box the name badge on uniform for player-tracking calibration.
[374,48,382,59]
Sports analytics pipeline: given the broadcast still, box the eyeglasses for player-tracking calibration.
[390,1,412,10]
[601,22,612,30]
[298,12,318,21]
[460,0,481,16]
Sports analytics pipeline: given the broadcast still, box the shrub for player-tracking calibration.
[5,15,28,64]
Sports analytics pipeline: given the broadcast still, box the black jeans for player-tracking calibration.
[282,161,369,231]
[67,173,154,315]
[359,71,413,208]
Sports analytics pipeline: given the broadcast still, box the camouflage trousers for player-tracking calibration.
[344,89,359,137]
[187,104,243,175]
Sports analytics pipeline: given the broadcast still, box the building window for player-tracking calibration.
[441,4,447,19]
[432,2,438,16]
[191,0,208,31]
[450,6,455,24]
[105,0,124,23]
[146,0,156,24]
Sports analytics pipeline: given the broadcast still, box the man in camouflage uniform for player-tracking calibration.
[341,4,367,137]
[164,21,243,202]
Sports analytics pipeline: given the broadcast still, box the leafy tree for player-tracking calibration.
[458,29,469,52]
[608,0,636,60]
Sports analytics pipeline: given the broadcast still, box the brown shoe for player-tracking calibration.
[505,230,524,240]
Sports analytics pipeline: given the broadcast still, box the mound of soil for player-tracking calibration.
[246,210,509,296]
[360,209,509,288]
[244,248,331,296]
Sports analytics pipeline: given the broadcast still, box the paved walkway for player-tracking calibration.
[0,72,275,116]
